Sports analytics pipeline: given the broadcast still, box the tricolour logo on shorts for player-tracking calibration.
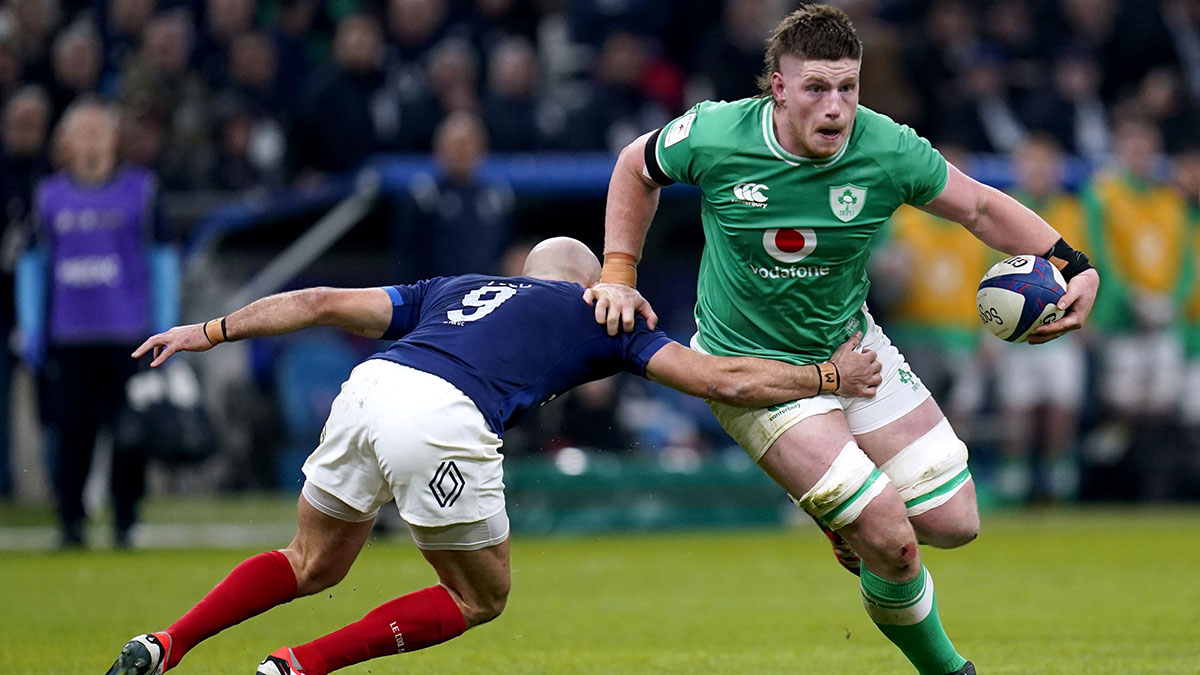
[429,461,465,508]
[763,228,817,263]
[829,184,867,222]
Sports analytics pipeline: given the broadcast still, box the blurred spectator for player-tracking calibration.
[119,10,211,188]
[1164,0,1200,102]
[208,97,279,190]
[211,30,286,184]
[48,21,104,118]
[195,0,260,86]
[870,146,988,438]
[99,0,156,87]
[689,0,782,104]
[294,13,387,174]
[20,99,178,547]
[993,134,1090,504]
[568,31,673,152]
[264,0,322,105]
[1131,67,1200,154]
[548,377,635,452]
[5,0,61,86]
[393,111,513,279]
[470,0,542,48]
[939,47,1026,153]
[223,30,280,113]
[1082,117,1190,497]
[1058,0,1178,102]
[0,86,51,499]
[481,36,566,151]
[1021,52,1109,162]
[566,0,670,49]
[902,0,980,134]
[387,0,459,61]
[0,39,24,103]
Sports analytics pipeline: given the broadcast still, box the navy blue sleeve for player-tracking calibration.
[618,318,674,376]
[379,280,431,340]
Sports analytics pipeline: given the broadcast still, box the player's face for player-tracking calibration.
[771,55,860,158]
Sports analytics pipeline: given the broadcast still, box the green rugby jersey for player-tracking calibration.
[651,97,948,364]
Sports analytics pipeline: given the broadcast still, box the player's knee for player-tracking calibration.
[847,498,921,578]
[288,548,351,596]
[459,581,510,626]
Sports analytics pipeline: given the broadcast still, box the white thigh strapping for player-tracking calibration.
[878,418,971,517]
[797,441,891,530]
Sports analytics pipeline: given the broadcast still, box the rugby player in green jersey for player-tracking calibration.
[587,5,1100,674]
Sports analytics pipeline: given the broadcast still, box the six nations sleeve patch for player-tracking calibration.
[663,112,697,147]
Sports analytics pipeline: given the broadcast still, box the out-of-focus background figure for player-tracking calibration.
[18,98,177,547]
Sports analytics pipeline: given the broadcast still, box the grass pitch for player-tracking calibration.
[2,506,1199,674]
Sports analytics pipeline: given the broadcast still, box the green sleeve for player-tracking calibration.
[892,124,948,205]
[654,103,709,186]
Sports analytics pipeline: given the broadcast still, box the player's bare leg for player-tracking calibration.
[283,497,378,596]
[758,411,970,675]
[105,497,373,674]
[856,397,980,549]
[263,539,508,674]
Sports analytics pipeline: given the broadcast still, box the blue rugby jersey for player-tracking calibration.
[370,274,673,436]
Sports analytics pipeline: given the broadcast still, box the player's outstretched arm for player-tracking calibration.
[644,333,882,407]
[587,131,664,335]
[922,162,1100,342]
[132,287,393,367]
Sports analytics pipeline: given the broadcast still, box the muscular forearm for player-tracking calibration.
[705,357,821,407]
[222,288,331,340]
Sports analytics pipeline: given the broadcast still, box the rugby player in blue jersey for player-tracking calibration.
[106,237,880,675]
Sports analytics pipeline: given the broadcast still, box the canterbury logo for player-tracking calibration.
[733,182,769,206]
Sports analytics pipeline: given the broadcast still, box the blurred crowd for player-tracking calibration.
[1,0,1199,545]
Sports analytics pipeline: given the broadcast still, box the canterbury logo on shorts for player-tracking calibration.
[429,461,466,507]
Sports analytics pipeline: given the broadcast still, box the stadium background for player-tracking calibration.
[1,0,1199,540]
[2,1,1200,673]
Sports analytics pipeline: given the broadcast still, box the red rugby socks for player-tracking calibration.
[163,549,298,670]
[290,585,467,674]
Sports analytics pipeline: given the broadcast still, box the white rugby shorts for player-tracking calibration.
[302,359,507,529]
[697,306,931,462]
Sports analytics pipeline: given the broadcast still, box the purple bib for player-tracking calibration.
[37,166,155,344]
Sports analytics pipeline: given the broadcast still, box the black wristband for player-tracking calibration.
[220,316,230,342]
[643,128,676,187]
[1043,237,1094,282]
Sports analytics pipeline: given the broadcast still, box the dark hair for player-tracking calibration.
[757,4,862,98]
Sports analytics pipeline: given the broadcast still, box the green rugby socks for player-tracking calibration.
[860,564,967,675]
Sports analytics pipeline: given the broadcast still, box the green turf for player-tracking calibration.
[3,507,1199,674]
